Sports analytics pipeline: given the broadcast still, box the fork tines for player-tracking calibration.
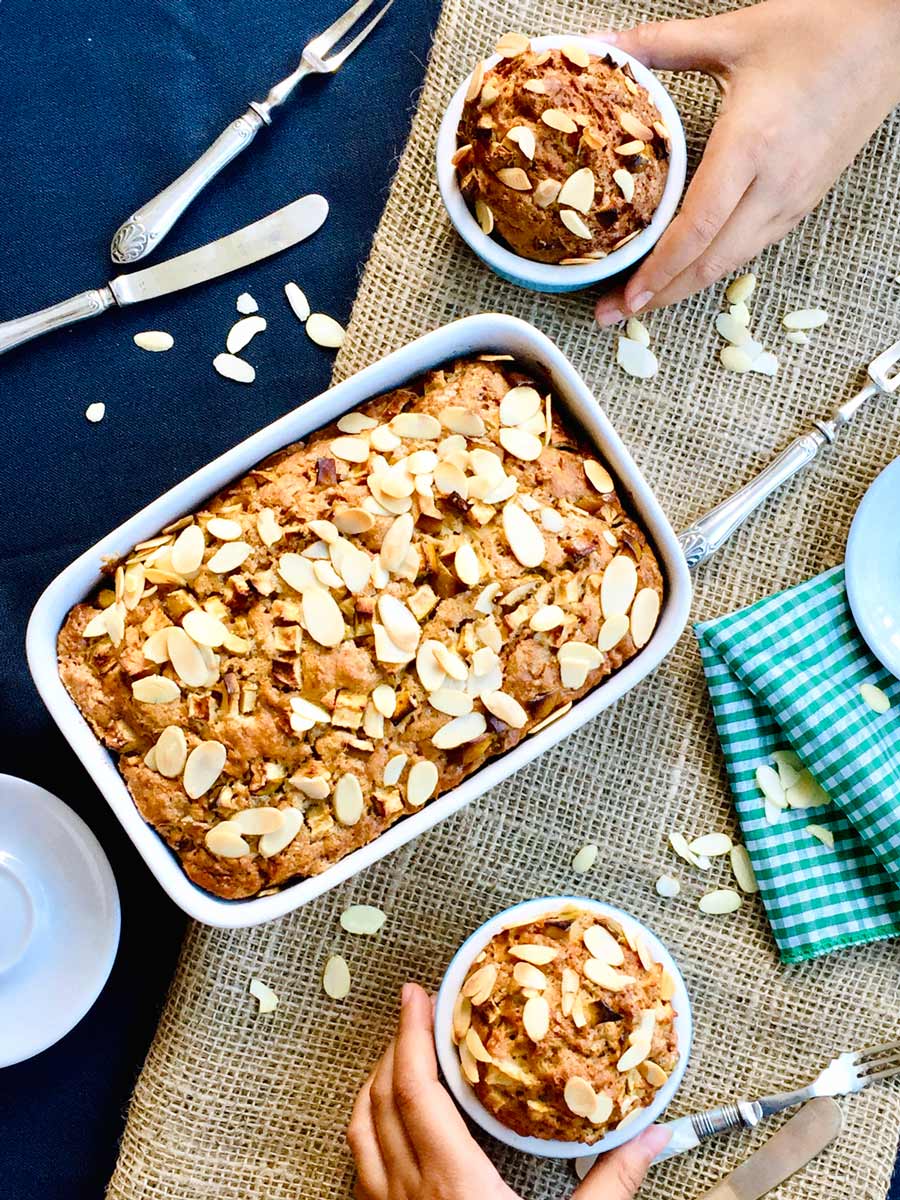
[852,1039,900,1081]
[306,0,395,71]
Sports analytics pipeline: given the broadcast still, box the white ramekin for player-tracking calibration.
[434,896,693,1158]
[436,34,687,294]
[27,315,691,928]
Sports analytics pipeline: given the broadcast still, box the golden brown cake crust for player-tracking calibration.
[454,910,678,1142]
[58,358,664,900]
[456,44,670,263]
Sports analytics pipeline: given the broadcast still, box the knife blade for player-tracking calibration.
[0,193,328,356]
[698,1098,843,1200]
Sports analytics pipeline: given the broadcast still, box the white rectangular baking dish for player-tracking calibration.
[27,314,692,928]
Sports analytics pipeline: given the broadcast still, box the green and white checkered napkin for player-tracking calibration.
[695,564,900,963]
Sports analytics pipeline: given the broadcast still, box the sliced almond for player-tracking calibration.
[371,684,397,719]
[730,844,759,894]
[715,312,751,347]
[277,551,315,593]
[377,594,420,654]
[564,1076,598,1118]
[475,198,494,235]
[207,541,251,573]
[379,512,415,574]
[284,281,310,322]
[334,773,364,825]
[465,1026,493,1063]
[601,554,638,617]
[248,977,278,1014]
[655,874,680,899]
[383,753,407,788]
[725,273,756,304]
[495,31,529,57]
[507,125,536,160]
[806,823,835,848]
[560,209,592,239]
[699,888,742,915]
[323,954,351,999]
[629,587,660,648]
[513,961,548,990]
[720,345,754,373]
[236,293,257,315]
[616,337,658,379]
[415,640,447,692]
[523,78,547,93]
[756,763,787,809]
[134,330,174,352]
[307,313,346,349]
[499,426,543,460]
[226,315,266,355]
[562,42,591,68]
[205,516,242,543]
[572,843,598,874]
[615,139,645,156]
[582,959,636,991]
[500,385,542,426]
[465,59,485,102]
[482,690,528,729]
[391,412,442,440]
[617,1039,651,1072]
[458,1039,480,1084]
[452,992,472,1043]
[182,608,228,648]
[259,807,303,857]
[496,167,531,191]
[171,524,205,576]
[213,353,255,384]
[454,541,481,587]
[503,501,545,567]
[860,682,891,713]
[439,406,485,437]
[154,725,187,778]
[429,688,474,716]
[431,712,486,749]
[787,330,809,345]
[557,168,595,214]
[529,604,565,632]
[184,740,227,799]
[132,675,181,704]
[331,507,374,536]
[618,109,653,141]
[688,832,733,857]
[340,905,387,935]
[255,507,282,547]
[406,759,439,808]
[583,924,625,966]
[523,995,550,1042]
[597,613,629,652]
[584,460,613,493]
[166,626,210,687]
[205,821,249,858]
[533,178,562,208]
[783,308,828,331]
[509,944,559,965]
[461,962,498,1005]
[589,1092,614,1125]
[232,807,284,836]
[541,109,578,134]
[329,435,368,463]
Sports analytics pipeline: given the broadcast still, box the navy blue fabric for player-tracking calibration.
[0,1,438,1197]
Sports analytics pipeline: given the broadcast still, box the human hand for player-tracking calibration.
[348,981,670,1200]
[594,0,900,325]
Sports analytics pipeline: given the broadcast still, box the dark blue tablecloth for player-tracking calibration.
[2,3,898,1199]
[0,2,438,1197]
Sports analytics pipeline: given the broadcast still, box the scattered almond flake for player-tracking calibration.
[391,412,441,439]
[557,168,595,214]
[715,312,750,347]
[629,587,660,648]
[464,1026,493,1064]
[617,1038,651,1072]
[407,759,439,807]
[205,821,249,857]
[226,314,266,355]
[378,594,421,654]
[506,125,536,161]
[329,435,369,463]
[464,59,485,102]
[640,1060,668,1088]
[529,604,566,632]
[166,626,209,687]
[806,823,835,849]
[785,770,829,809]
[475,198,494,235]
[283,281,311,323]
[334,773,364,826]
[613,167,635,204]
[523,78,547,94]
[184,740,227,799]
[132,674,181,704]
[236,292,258,315]
[669,830,702,869]
[624,317,649,348]
[860,682,891,713]
[772,749,802,789]
[597,612,629,652]
[583,924,624,965]
[458,1039,480,1084]
[509,943,559,965]
[756,763,788,809]
[561,42,590,68]
[133,330,174,352]
[729,301,751,326]
[503,501,545,567]
[482,690,527,729]
[688,832,732,857]
[533,178,562,208]
[582,959,635,990]
[213,352,255,383]
[522,995,550,1042]
[431,711,487,750]
[371,684,397,719]
[323,954,351,1000]
[614,139,645,156]
[495,31,530,57]
[153,726,187,778]
[616,336,658,379]
[725,273,756,304]
[207,540,252,573]
[751,351,779,376]
[720,345,753,373]
[541,109,578,134]
[340,905,387,935]
[764,798,783,825]
[206,516,242,541]
[429,688,474,717]
[600,554,638,618]
[699,888,742,915]
[560,208,592,240]
[786,330,809,345]
[85,402,106,423]
[574,1157,597,1181]
[383,753,407,787]
[306,312,345,349]
[730,844,758,894]
[499,425,543,461]
[571,843,598,874]
[249,977,278,1014]
[496,167,532,191]
[500,384,542,426]
[304,585,345,647]
[337,411,377,434]
[529,701,572,735]
[655,874,680,898]
[783,308,828,331]
[618,109,653,141]
[231,806,284,837]
[259,807,303,857]
[611,229,640,251]
[170,523,204,575]
[454,541,482,586]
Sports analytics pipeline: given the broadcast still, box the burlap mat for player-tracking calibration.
[107,2,900,1197]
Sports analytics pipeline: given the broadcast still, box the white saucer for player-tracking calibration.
[846,458,900,680]
[0,773,120,1067]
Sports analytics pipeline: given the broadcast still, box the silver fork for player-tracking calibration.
[653,1039,900,1161]
[110,0,394,264]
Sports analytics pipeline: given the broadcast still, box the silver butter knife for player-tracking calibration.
[109,0,392,265]
[0,193,327,356]
[698,1098,843,1200]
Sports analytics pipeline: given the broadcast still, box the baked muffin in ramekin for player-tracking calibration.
[434,897,692,1157]
[436,35,687,293]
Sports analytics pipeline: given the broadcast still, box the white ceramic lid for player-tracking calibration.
[0,773,120,1067]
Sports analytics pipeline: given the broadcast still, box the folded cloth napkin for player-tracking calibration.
[695,564,900,963]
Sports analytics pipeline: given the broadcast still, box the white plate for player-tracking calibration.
[27,314,692,928]
[0,774,120,1067]
[846,457,900,680]
[434,896,693,1158]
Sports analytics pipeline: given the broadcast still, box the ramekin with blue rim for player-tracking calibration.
[434,896,692,1158]
[436,34,687,294]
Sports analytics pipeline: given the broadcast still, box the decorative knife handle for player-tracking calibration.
[653,1100,764,1163]
[110,108,266,264]
[678,429,829,569]
[0,287,114,356]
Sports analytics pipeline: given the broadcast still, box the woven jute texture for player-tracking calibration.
[107,2,900,1197]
